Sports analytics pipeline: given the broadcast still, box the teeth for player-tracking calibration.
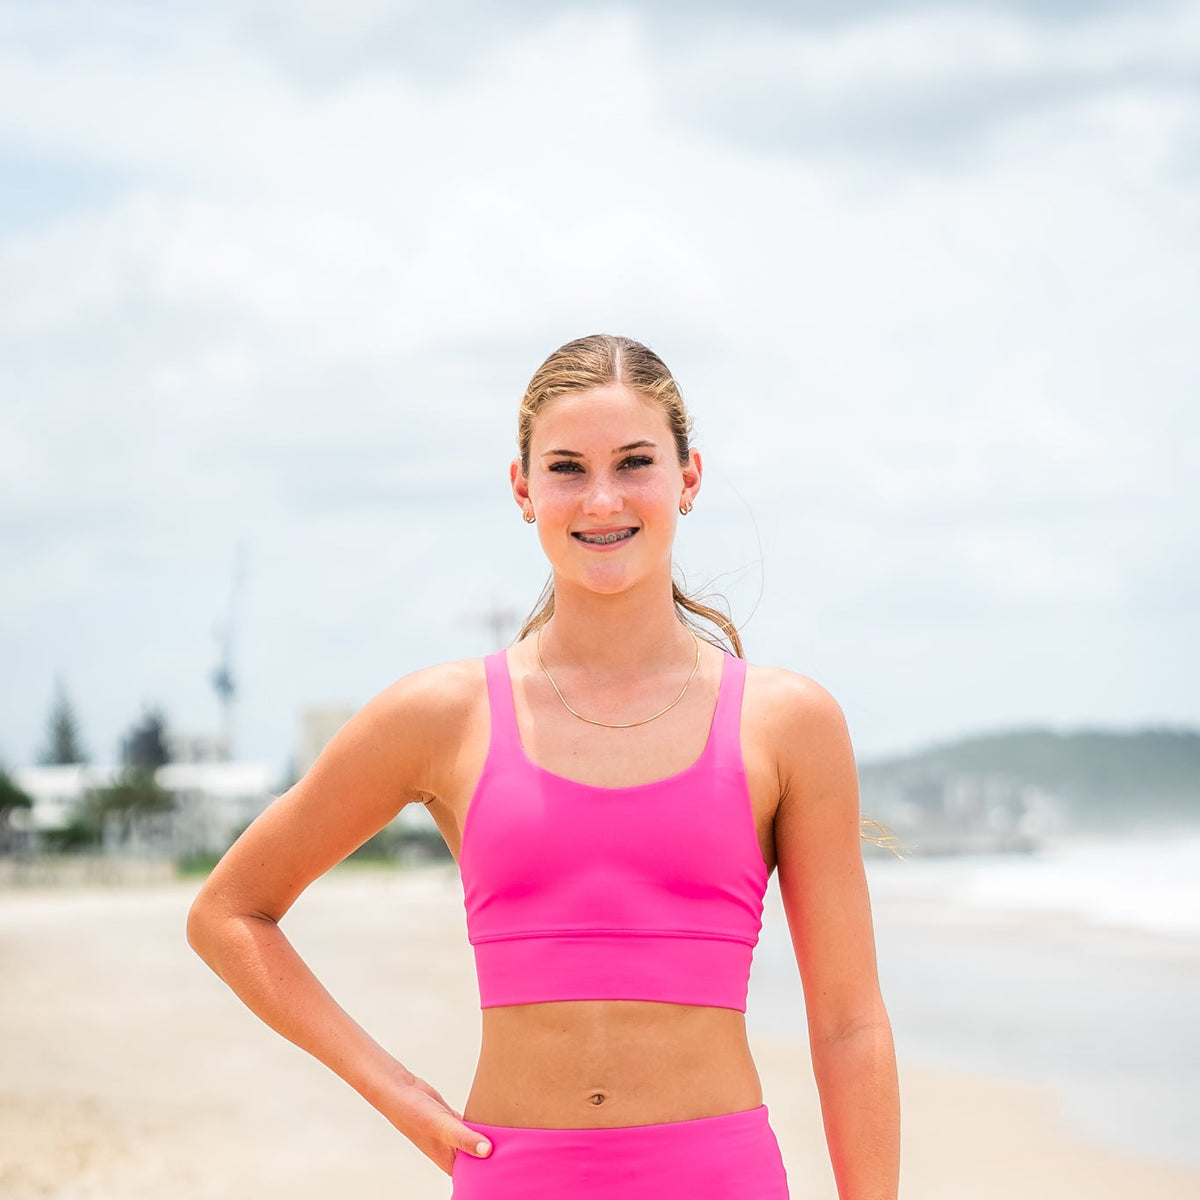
[579,529,634,544]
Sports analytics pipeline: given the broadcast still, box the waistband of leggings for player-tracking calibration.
[461,1103,770,1140]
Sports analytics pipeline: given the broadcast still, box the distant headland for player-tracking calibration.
[859,726,1200,852]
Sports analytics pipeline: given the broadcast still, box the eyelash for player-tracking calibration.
[548,456,654,474]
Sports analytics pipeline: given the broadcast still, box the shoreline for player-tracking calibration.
[2,866,1198,1199]
[752,1030,1200,1200]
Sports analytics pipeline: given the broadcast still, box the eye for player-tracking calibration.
[620,455,654,469]
[548,460,584,473]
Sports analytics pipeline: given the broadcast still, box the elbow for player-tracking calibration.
[185,889,221,967]
[821,1015,894,1052]
[186,886,278,978]
[185,892,207,957]
[808,1015,896,1089]
[811,998,893,1050]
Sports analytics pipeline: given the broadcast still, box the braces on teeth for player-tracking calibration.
[578,530,633,544]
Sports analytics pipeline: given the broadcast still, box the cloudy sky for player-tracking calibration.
[2,0,1197,777]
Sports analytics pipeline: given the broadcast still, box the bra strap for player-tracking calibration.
[483,651,521,750]
[708,651,748,769]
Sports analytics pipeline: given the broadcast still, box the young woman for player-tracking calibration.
[187,334,900,1200]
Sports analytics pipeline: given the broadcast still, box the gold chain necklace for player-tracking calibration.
[535,625,702,729]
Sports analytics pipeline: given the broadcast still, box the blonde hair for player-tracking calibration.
[514,334,742,656]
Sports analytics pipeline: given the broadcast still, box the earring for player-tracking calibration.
[523,510,536,524]
[679,501,693,515]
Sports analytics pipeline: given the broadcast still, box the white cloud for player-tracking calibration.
[660,4,1200,162]
[1,1,1197,767]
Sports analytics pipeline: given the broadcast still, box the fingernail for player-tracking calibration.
[476,1140,491,1156]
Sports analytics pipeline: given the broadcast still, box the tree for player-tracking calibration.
[85,766,174,847]
[122,706,170,769]
[0,766,34,855]
[39,678,88,765]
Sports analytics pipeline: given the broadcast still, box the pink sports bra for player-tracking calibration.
[459,648,770,1012]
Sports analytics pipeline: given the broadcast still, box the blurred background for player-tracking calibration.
[1,1,1198,1197]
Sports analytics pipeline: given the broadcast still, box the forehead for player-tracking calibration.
[530,384,671,449]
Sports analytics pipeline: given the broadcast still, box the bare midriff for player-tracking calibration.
[462,999,764,1128]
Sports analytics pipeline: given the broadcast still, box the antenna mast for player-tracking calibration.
[211,542,245,760]
[462,600,520,653]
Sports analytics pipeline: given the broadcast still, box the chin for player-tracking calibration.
[559,565,643,596]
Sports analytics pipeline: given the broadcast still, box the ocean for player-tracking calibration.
[747,830,1200,1168]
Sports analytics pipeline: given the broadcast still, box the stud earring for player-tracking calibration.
[523,510,536,524]
[679,501,693,515]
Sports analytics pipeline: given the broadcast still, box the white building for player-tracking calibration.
[11,701,442,858]
[12,761,277,856]
[11,764,119,833]
[157,761,278,856]
[297,707,357,778]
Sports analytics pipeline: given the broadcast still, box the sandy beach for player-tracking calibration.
[2,863,1197,1200]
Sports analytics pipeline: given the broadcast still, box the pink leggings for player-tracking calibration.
[451,1103,789,1199]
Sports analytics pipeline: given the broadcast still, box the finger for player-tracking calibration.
[428,1108,492,1158]
[455,1123,492,1158]
[464,1131,492,1157]
[418,1128,477,1177]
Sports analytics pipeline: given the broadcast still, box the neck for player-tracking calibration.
[538,575,693,673]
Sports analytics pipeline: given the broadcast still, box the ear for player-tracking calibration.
[680,447,702,509]
[510,457,531,511]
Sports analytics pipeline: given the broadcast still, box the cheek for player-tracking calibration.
[625,471,680,504]
[531,478,580,511]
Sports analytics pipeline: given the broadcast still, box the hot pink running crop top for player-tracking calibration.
[459,649,770,1012]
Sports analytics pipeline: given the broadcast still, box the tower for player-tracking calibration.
[211,542,244,760]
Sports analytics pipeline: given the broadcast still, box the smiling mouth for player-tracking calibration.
[572,529,638,545]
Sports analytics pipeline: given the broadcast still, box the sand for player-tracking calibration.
[1,863,1197,1200]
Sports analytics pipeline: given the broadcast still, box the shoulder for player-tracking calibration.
[743,661,848,737]
[376,655,488,711]
[310,656,489,783]
[742,661,855,799]
[357,656,489,745]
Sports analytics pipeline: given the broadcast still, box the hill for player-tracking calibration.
[859,726,1200,832]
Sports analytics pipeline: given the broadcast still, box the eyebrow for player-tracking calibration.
[541,441,658,458]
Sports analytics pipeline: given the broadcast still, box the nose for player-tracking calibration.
[581,471,621,517]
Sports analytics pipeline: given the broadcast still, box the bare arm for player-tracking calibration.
[186,661,492,1176]
[769,671,900,1200]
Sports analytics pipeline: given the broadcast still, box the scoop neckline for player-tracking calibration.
[499,646,730,792]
